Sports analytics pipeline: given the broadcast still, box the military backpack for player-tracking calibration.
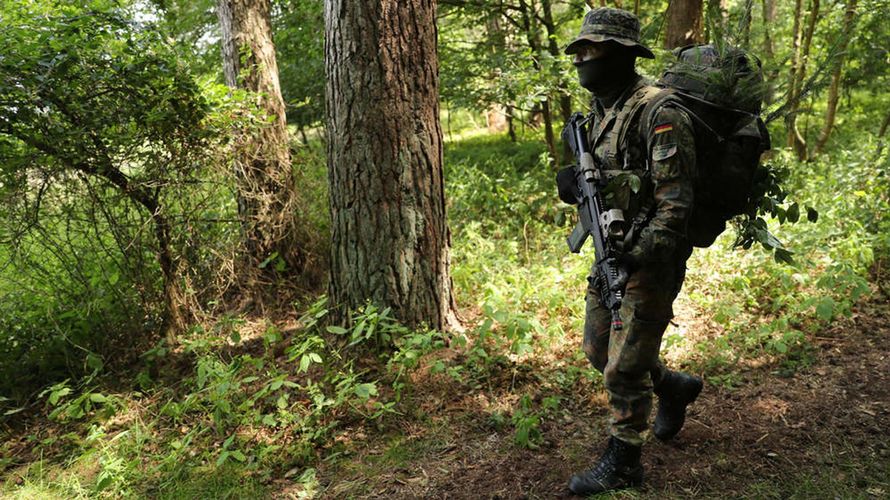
[646,44,771,247]
[607,45,770,248]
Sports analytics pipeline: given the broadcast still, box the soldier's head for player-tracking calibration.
[565,8,654,93]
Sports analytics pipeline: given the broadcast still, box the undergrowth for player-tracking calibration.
[1,117,887,495]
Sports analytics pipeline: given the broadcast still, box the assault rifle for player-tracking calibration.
[560,112,627,330]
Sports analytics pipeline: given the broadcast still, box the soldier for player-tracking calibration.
[561,8,705,495]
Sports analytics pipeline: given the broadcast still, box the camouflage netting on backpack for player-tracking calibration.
[660,44,766,115]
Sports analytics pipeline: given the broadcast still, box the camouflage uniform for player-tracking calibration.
[581,77,697,446]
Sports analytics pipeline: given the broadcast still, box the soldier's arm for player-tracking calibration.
[625,105,696,266]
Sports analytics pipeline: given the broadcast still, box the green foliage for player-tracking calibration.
[1,1,889,497]
[274,0,325,130]
[439,1,588,128]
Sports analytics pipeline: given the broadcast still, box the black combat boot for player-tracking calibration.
[568,436,643,496]
[653,371,703,441]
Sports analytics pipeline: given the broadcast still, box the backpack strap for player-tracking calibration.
[610,85,664,163]
[618,87,682,251]
[637,87,683,149]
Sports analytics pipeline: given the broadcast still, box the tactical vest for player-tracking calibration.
[585,77,666,250]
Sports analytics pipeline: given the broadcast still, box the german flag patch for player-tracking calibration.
[654,123,673,135]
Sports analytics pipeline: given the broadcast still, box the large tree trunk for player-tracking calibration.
[665,0,704,49]
[218,0,304,273]
[814,0,858,156]
[325,0,457,332]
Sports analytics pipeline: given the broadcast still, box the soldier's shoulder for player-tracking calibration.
[650,100,694,127]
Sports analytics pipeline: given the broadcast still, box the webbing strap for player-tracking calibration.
[611,85,665,162]
[590,78,647,154]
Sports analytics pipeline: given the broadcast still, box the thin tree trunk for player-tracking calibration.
[518,0,558,166]
[13,115,189,337]
[814,0,857,156]
[761,0,777,103]
[541,0,572,123]
[218,0,305,274]
[792,0,819,160]
[485,13,508,134]
[325,0,457,332]
[506,104,517,142]
[665,0,704,49]
[785,0,807,160]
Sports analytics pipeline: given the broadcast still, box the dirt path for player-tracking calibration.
[312,294,890,499]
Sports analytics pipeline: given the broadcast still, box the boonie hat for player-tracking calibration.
[564,7,655,59]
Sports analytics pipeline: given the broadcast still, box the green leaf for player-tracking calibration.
[354,383,378,399]
[258,251,279,269]
[815,297,835,321]
[806,206,819,222]
[299,355,311,372]
[309,352,322,363]
[95,472,114,491]
[230,450,247,462]
[89,393,107,403]
[774,248,794,264]
[786,203,800,223]
[326,326,348,335]
[86,354,104,372]
[49,387,71,406]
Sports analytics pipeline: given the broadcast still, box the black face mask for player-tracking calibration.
[575,52,635,96]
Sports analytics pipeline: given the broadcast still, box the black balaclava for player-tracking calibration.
[575,45,637,107]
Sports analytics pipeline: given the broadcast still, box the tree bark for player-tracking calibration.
[665,0,704,49]
[218,0,304,273]
[814,0,857,156]
[506,104,517,142]
[325,0,457,332]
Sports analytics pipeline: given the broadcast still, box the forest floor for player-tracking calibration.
[300,286,890,499]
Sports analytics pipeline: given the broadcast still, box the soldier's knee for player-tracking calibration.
[604,361,650,394]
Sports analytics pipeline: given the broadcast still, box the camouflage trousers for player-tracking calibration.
[583,246,693,446]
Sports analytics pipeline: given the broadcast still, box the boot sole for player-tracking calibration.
[567,468,644,495]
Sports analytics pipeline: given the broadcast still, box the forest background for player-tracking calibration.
[0,0,888,498]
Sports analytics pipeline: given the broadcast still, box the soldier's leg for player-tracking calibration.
[602,265,677,445]
[583,275,613,373]
[650,247,693,389]
[651,248,703,440]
